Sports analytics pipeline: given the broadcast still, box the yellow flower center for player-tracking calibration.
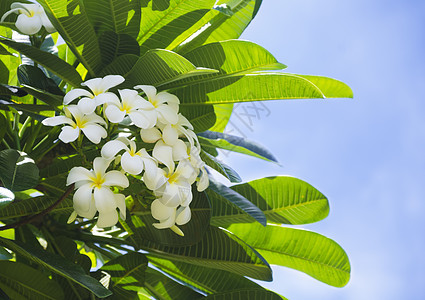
[91,173,105,189]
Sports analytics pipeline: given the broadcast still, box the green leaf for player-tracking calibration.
[0,237,112,298]
[209,104,233,132]
[101,252,148,299]
[0,260,65,300]
[83,0,141,38]
[0,149,39,192]
[174,0,264,54]
[199,131,278,162]
[38,0,102,76]
[180,105,216,133]
[148,256,264,294]
[0,187,14,210]
[39,150,98,178]
[124,49,218,88]
[0,195,72,220]
[99,53,139,77]
[0,246,13,260]
[210,176,329,226]
[0,44,12,56]
[143,266,204,300]
[201,152,241,183]
[127,188,211,247]
[200,150,242,183]
[208,179,266,226]
[227,223,351,287]
[133,226,272,281]
[0,37,82,87]
[0,113,7,141]
[204,289,286,300]
[174,73,354,106]
[137,0,216,54]
[98,31,140,65]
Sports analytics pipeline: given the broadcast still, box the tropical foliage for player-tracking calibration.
[0,0,352,299]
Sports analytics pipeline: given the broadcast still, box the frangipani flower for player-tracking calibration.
[42,105,107,144]
[101,137,157,176]
[104,89,156,129]
[151,199,191,235]
[67,157,129,228]
[64,75,124,114]
[1,2,55,35]
[134,85,179,125]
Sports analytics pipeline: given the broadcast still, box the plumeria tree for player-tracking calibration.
[0,1,352,299]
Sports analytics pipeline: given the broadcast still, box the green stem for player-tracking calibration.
[18,116,31,138]
[23,120,42,152]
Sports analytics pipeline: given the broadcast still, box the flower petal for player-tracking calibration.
[143,167,166,191]
[59,126,80,143]
[197,168,209,192]
[115,193,126,221]
[156,105,179,124]
[40,12,55,33]
[101,140,128,159]
[175,206,191,225]
[129,111,151,129]
[67,167,93,185]
[140,127,161,143]
[153,141,174,172]
[93,157,111,175]
[73,183,94,215]
[105,105,126,123]
[15,14,42,35]
[63,88,93,105]
[152,212,176,229]
[94,186,117,213]
[81,124,107,144]
[134,85,157,100]
[42,115,73,127]
[151,199,175,221]
[97,210,118,228]
[121,152,144,175]
[172,139,188,161]
[81,78,102,93]
[99,75,125,91]
[103,170,129,188]
[77,97,97,115]
[159,184,183,207]
[157,91,180,105]
[94,92,120,106]
[162,124,178,145]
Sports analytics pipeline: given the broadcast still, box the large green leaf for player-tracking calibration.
[131,226,272,281]
[173,0,263,54]
[148,256,264,294]
[180,104,216,133]
[210,176,329,226]
[137,0,216,54]
[0,237,112,298]
[143,267,204,300]
[0,195,73,220]
[199,131,278,162]
[83,0,141,38]
[208,179,266,226]
[204,289,286,300]
[227,223,351,287]
[209,104,233,132]
[174,73,353,106]
[0,187,14,210]
[0,37,82,87]
[98,31,140,66]
[200,150,242,183]
[127,188,211,247]
[0,149,39,192]
[0,260,65,300]
[38,0,102,76]
[101,252,148,299]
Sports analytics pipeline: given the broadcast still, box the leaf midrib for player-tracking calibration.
[112,263,146,287]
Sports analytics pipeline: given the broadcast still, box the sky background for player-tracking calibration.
[215,0,425,299]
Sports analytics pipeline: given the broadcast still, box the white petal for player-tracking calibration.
[134,85,157,100]
[94,187,117,213]
[140,127,161,143]
[121,152,144,175]
[63,88,93,105]
[67,167,93,185]
[101,140,128,159]
[115,193,126,221]
[118,88,138,104]
[129,111,150,129]
[162,124,178,145]
[105,105,126,123]
[156,105,179,124]
[141,156,158,181]
[40,13,55,33]
[73,183,94,215]
[59,126,79,143]
[177,114,193,129]
[84,113,107,126]
[103,170,129,188]
[143,168,166,191]
[41,115,73,127]
[81,78,102,93]
[159,184,182,207]
[151,199,175,221]
[153,141,174,172]
[65,105,83,120]
[99,75,125,91]
[15,14,42,35]
[175,206,191,225]
[93,157,111,176]
[197,168,209,192]
[152,212,176,229]
[176,160,196,179]
[172,139,188,161]
[97,210,118,228]
[77,97,96,115]
[81,124,107,144]
[94,92,119,106]
[156,92,180,105]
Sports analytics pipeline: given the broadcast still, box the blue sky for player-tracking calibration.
[216,0,425,299]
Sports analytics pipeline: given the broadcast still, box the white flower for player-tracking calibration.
[42,105,107,144]
[104,89,156,129]
[151,199,191,235]
[63,75,124,114]
[67,157,129,228]
[187,146,209,192]
[1,2,55,35]
[101,137,157,176]
[134,85,179,125]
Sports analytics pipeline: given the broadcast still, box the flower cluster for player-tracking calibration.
[1,2,56,35]
[42,75,208,234]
